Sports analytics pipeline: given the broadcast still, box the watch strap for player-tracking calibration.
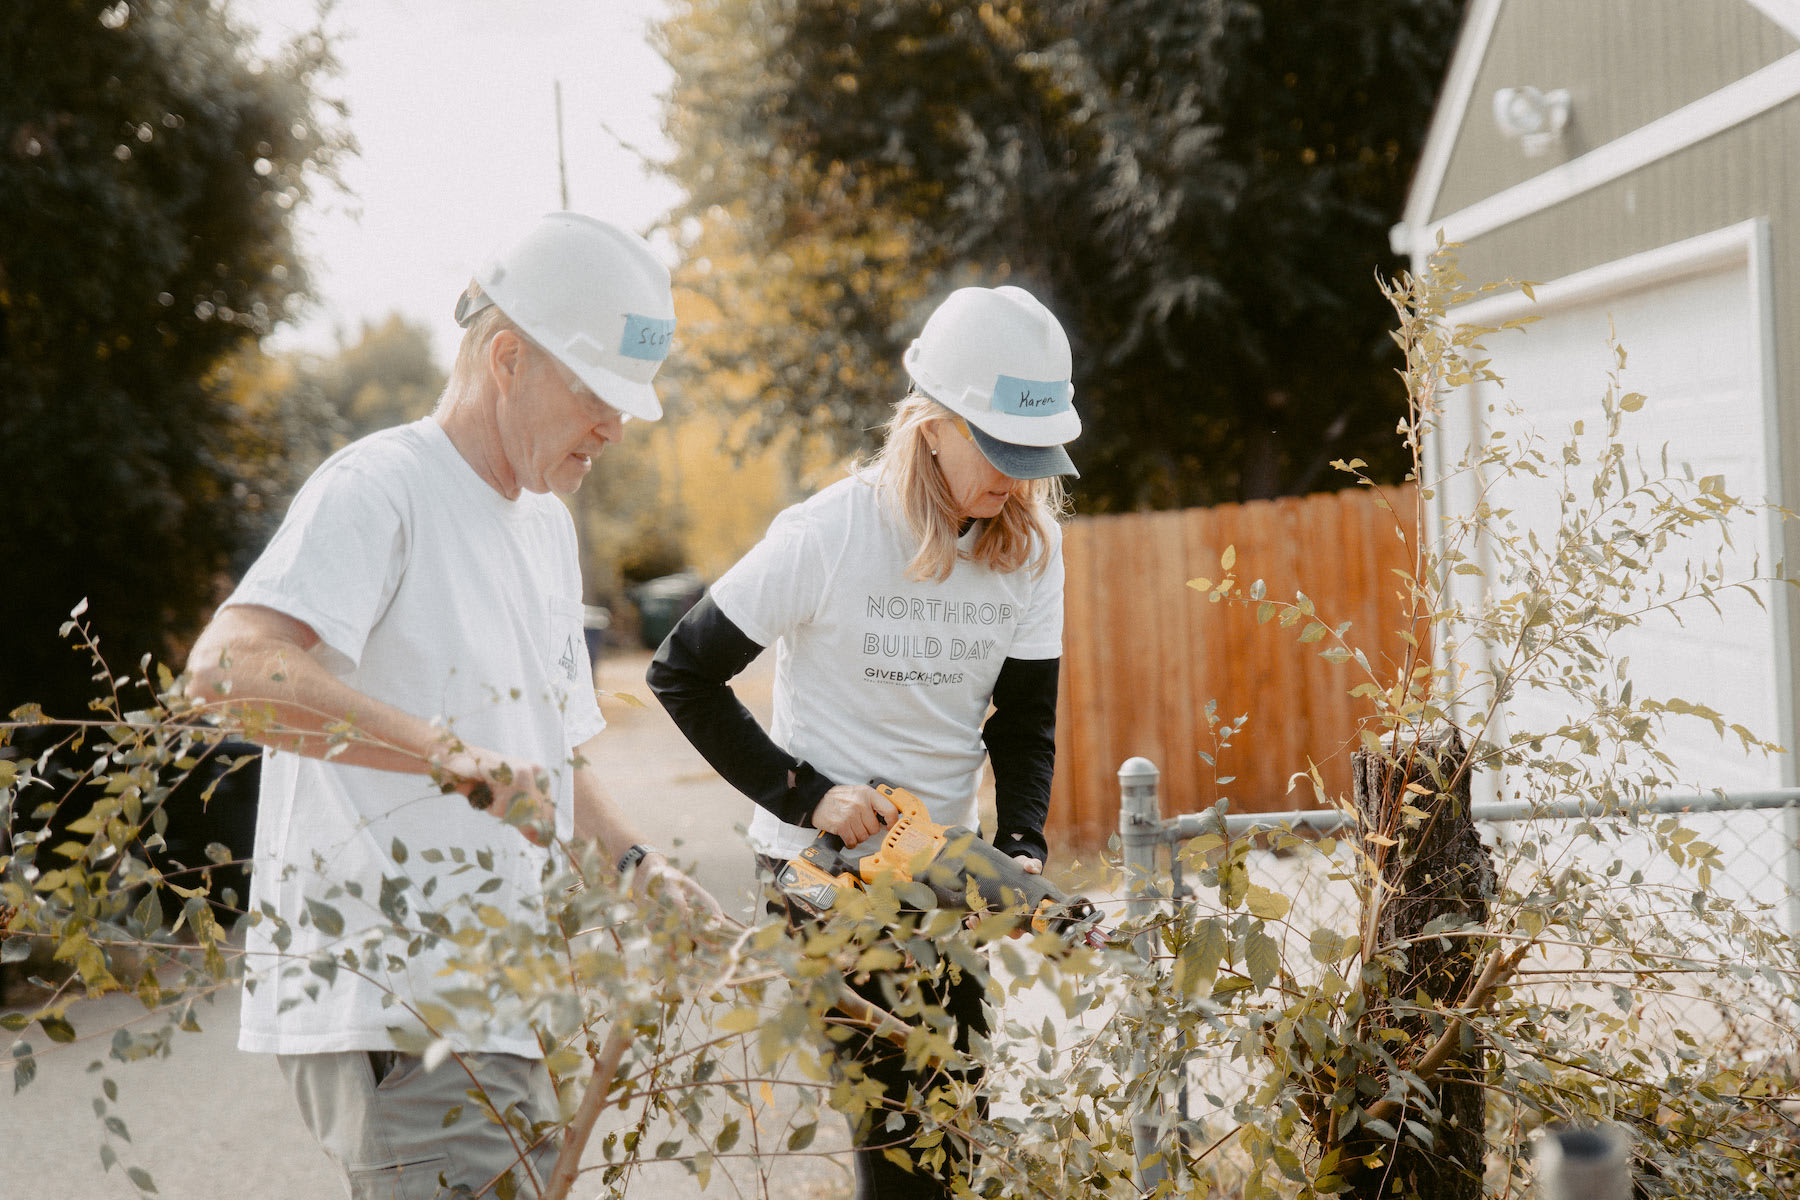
[616,843,659,875]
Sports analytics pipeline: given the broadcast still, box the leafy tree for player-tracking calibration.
[0,0,346,718]
[567,421,686,612]
[311,312,446,443]
[657,0,1463,511]
[207,345,347,571]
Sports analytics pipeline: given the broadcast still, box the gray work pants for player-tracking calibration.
[278,1050,561,1199]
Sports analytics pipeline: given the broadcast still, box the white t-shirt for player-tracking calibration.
[224,418,604,1056]
[708,473,1064,859]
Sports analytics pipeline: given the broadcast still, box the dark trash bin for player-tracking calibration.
[629,571,705,650]
[582,604,611,661]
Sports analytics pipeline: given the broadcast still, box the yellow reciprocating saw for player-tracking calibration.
[775,780,1108,948]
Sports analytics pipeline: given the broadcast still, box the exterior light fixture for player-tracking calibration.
[1492,85,1571,156]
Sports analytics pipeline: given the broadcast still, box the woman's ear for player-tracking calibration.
[922,421,943,458]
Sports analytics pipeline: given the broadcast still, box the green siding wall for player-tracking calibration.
[1431,0,1794,220]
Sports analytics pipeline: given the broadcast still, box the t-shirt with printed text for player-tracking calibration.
[707,472,1064,860]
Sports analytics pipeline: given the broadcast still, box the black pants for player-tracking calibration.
[756,854,989,1200]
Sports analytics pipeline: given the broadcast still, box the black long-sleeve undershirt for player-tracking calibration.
[646,595,831,827]
[646,594,1060,866]
[984,656,1057,867]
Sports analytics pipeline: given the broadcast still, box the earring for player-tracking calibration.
[930,448,938,457]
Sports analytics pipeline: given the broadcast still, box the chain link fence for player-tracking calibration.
[1113,757,1800,1190]
[1129,773,1800,945]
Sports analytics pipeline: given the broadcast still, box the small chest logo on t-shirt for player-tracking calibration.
[559,636,579,682]
[858,593,1012,684]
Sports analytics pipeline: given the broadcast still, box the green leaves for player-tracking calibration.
[1173,919,1228,997]
[1242,927,1280,993]
[1245,886,1290,922]
[0,0,349,723]
[1309,928,1359,965]
[12,1046,36,1094]
[304,898,344,938]
[37,1014,76,1044]
[378,875,411,924]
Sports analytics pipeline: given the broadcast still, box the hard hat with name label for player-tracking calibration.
[903,285,1080,478]
[454,212,675,421]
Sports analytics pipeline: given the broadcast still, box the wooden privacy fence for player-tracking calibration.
[1048,485,1421,850]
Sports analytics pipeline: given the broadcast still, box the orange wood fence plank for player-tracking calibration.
[1044,485,1419,852]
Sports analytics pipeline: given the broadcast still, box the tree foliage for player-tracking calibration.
[657,0,1463,511]
[312,312,446,443]
[0,0,346,717]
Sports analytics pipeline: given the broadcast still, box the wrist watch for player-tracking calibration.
[615,843,659,875]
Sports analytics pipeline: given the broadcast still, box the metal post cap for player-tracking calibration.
[1117,757,1161,784]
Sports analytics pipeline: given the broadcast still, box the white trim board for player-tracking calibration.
[1450,219,1766,324]
[1399,0,1505,239]
[1398,50,1800,261]
[1396,11,1800,262]
[1436,220,1795,793]
[1746,0,1800,40]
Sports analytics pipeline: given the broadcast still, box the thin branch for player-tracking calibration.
[542,1024,633,1200]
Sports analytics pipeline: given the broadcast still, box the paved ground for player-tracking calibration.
[0,649,858,1200]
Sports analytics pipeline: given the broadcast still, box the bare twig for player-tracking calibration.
[542,1024,633,1200]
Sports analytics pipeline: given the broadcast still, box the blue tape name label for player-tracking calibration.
[620,313,676,362]
[992,374,1071,416]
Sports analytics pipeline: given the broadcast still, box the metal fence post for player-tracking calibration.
[1785,802,1800,941]
[1533,1124,1631,1200]
[1118,756,1163,947]
[1119,757,1172,1190]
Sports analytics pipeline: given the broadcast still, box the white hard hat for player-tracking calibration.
[454,212,675,421]
[903,285,1081,465]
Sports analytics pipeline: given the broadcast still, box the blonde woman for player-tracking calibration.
[649,285,1081,1199]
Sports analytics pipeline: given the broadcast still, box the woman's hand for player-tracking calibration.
[961,855,1046,937]
[810,784,899,845]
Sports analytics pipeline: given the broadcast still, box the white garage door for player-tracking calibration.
[1433,224,1792,909]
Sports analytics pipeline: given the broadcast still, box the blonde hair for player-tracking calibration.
[867,391,1069,582]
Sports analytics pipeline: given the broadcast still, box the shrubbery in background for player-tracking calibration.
[0,0,348,719]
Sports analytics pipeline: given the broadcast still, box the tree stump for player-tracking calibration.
[1345,727,1495,1200]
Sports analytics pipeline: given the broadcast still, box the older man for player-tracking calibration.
[185,213,713,1198]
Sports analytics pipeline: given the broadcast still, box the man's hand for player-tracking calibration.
[810,784,899,845]
[628,853,724,922]
[433,744,556,847]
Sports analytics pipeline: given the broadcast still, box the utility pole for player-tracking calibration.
[554,80,570,210]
